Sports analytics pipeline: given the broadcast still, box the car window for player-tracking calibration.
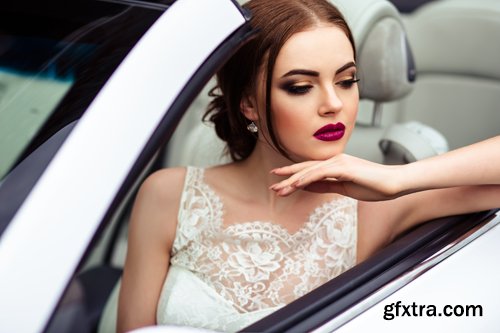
[0,35,83,178]
[0,2,168,244]
[0,1,163,180]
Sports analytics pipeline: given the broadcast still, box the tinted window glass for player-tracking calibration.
[0,1,163,180]
[0,1,166,236]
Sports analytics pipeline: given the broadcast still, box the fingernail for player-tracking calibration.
[279,185,293,196]
[275,183,287,190]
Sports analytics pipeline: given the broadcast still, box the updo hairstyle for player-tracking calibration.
[204,0,356,161]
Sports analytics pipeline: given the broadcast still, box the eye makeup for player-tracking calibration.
[279,81,313,95]
[336,77,360,89]
[279,76,359,95]
[335,67,359,89]
[277,63,359,95]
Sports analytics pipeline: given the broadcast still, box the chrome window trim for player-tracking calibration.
[313,211,500,333]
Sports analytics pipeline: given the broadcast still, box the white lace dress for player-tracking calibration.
[156,167,357,332]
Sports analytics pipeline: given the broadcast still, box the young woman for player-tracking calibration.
[117,0,500,332]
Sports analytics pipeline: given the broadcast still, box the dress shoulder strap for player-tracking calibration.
[171,166,206,255]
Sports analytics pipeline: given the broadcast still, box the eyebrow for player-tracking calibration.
[335,61,357,74]
[281,61,357,78]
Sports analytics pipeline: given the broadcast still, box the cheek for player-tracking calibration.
[269,89,359,142]
[347,99,359,123]
[272,89,314,117]
[271,97,310,133]
[343,101,359,143]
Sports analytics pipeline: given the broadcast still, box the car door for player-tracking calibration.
[0,1,251,332]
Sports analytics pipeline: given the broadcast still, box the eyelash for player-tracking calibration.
[283,78,360,95]
[337,78,360,89]
[285,85,313,95]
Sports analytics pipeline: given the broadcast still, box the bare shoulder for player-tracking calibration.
[118,167,187,332]
[139,167,187,202]
[129,167,187,248]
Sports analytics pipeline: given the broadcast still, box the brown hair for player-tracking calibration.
[204,0,356,161]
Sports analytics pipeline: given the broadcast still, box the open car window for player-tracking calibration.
[0,1,165,180]
[0,1,164,235]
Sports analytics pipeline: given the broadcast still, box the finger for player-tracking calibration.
[274,184,300,197]
[302,181,347,195]
[277,178,344,197]
[270,161,319,175]
[273,165,332,195]
[293,166,341,189]
[271,161,332,191]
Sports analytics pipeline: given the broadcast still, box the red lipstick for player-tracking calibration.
[314,123,345,141]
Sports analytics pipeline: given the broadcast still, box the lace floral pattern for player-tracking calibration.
[170,167,357,313]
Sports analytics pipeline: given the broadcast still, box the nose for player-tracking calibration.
[318,86,343,116]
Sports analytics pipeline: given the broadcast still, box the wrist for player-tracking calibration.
[391,163,417,196]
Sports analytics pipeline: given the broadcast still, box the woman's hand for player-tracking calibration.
[270,154,407,201]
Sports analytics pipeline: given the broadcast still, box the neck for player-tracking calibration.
[234,141,302,206]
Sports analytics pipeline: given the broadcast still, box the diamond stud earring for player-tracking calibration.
[247,122,258,133]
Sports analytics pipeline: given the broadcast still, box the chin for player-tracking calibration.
[291,146,345,162]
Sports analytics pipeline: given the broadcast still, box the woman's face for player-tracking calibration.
[260,24,359,162]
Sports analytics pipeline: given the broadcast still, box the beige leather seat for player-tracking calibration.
[386,0,500,149]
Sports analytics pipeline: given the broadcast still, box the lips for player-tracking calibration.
[313,123,346,141]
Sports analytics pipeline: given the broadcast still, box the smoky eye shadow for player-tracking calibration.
[278,80,296,90]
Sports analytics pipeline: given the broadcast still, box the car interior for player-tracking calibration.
[384,0,500,151]
[41,0,500,332]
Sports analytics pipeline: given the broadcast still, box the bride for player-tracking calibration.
[117,0,500,332]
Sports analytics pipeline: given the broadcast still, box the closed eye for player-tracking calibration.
[336,78,360,89]
[282,84,313,95]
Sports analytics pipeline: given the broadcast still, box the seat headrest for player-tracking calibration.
[332,0,415,102]
[404,0,500,80]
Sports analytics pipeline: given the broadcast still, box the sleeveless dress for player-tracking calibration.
[156,167,358,332]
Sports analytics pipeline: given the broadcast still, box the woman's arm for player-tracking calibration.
[271,136,500,253]
[270,136,500,200]
[117,168,185,333]
[397,135,500,192]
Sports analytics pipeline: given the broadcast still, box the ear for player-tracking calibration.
[240,93,259,122]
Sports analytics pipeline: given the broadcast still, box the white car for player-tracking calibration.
[0,0,498,332]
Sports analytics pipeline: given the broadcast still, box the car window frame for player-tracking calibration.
[0,1,253,332]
